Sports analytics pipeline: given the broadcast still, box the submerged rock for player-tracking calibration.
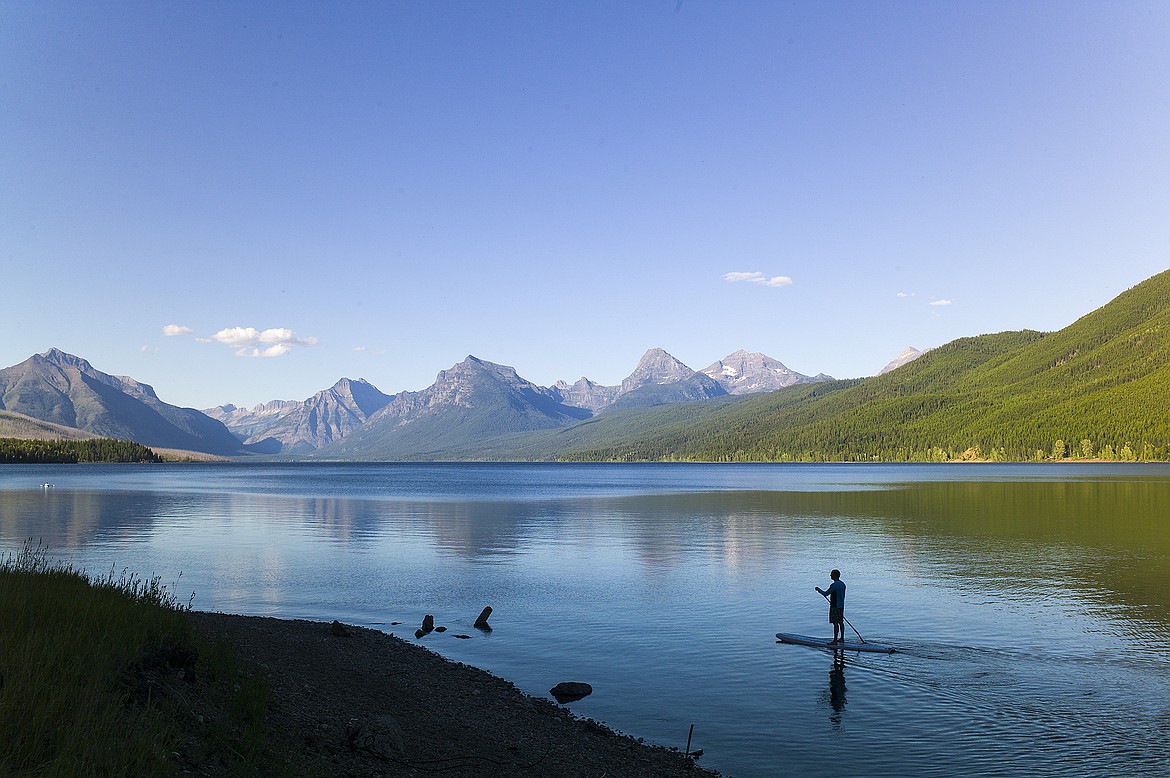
[550,682,593,703]
[474,606,493,631]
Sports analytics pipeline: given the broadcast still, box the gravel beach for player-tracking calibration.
[187,612,722,777]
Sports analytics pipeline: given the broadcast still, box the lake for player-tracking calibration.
[2,462,1168,777]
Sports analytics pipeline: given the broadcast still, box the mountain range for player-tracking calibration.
[200,348,829,456]
[0,346,831,458]
[4,268,1167,462]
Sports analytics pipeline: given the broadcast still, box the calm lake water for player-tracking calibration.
[2,462,1169,776]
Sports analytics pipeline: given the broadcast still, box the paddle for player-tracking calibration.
[817,589,868,644]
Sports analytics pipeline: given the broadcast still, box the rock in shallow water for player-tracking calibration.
[550,682,593,703]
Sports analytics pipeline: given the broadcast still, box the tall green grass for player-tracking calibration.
[0,541,188,775]
[0,541,294,776]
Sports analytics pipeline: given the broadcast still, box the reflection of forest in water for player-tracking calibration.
[3,475,1166,627]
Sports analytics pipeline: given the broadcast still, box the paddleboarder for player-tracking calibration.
[815,569,846,644]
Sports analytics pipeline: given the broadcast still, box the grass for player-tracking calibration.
[0,541,280,776]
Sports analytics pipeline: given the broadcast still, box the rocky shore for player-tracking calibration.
[187,612,721,777]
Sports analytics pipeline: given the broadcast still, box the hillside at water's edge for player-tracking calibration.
[0,410,98,441]
[561,269,1170,462]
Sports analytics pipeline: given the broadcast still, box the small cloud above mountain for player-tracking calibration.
[211,327,318,358]
[929,299,952,306]
[163,324,193,337]
[723,271,793,288]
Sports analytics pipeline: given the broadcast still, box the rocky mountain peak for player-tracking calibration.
[700,350,829,395]
[550,376,620,413]
[621,348,695,394]
[321,377,392,417]
[879,346,927,375]
[39,348,94,373]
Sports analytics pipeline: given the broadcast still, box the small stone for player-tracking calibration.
[347,714,405,758]
[474,606,493,630]
[435,626,447,632]
[414,629,426,639]
[454,634,471,639]
[420,614,434,633]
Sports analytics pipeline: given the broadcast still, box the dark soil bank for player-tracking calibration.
[189,612,721,777]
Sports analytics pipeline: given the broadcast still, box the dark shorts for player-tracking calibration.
[829,607,844,625]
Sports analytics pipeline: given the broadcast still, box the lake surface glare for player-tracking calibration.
[2,462,1168,777]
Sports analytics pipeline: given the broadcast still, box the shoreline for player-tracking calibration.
[188,611,721,777]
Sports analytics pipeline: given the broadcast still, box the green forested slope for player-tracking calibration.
[565,270,1170,462]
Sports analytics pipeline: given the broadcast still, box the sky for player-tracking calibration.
[3,2,1169,409]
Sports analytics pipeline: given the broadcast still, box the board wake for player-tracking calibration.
[776,632,895,654]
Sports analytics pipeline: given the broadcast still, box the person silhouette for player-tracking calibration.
[815,569,846,644]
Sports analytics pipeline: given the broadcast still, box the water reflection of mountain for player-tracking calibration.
[626,482,1170,620]
[0,489,173,550]
[3,475,1165,631]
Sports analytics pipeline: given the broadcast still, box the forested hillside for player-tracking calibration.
[564,270,1170,462]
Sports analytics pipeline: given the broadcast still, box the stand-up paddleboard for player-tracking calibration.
[776,632,895,653]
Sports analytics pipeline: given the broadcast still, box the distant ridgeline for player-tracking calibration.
[563,269,1170,463]
[0,437,162,464]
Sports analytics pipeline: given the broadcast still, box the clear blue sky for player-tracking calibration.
[3,2,1169,409]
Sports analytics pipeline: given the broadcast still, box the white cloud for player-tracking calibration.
[163,324,193,337]
[929,299,952,306]
[724,271,763,283]
[723,271,793,288]
[211,326,318,358]
[897,291,914,298]
[139,345,158,354]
